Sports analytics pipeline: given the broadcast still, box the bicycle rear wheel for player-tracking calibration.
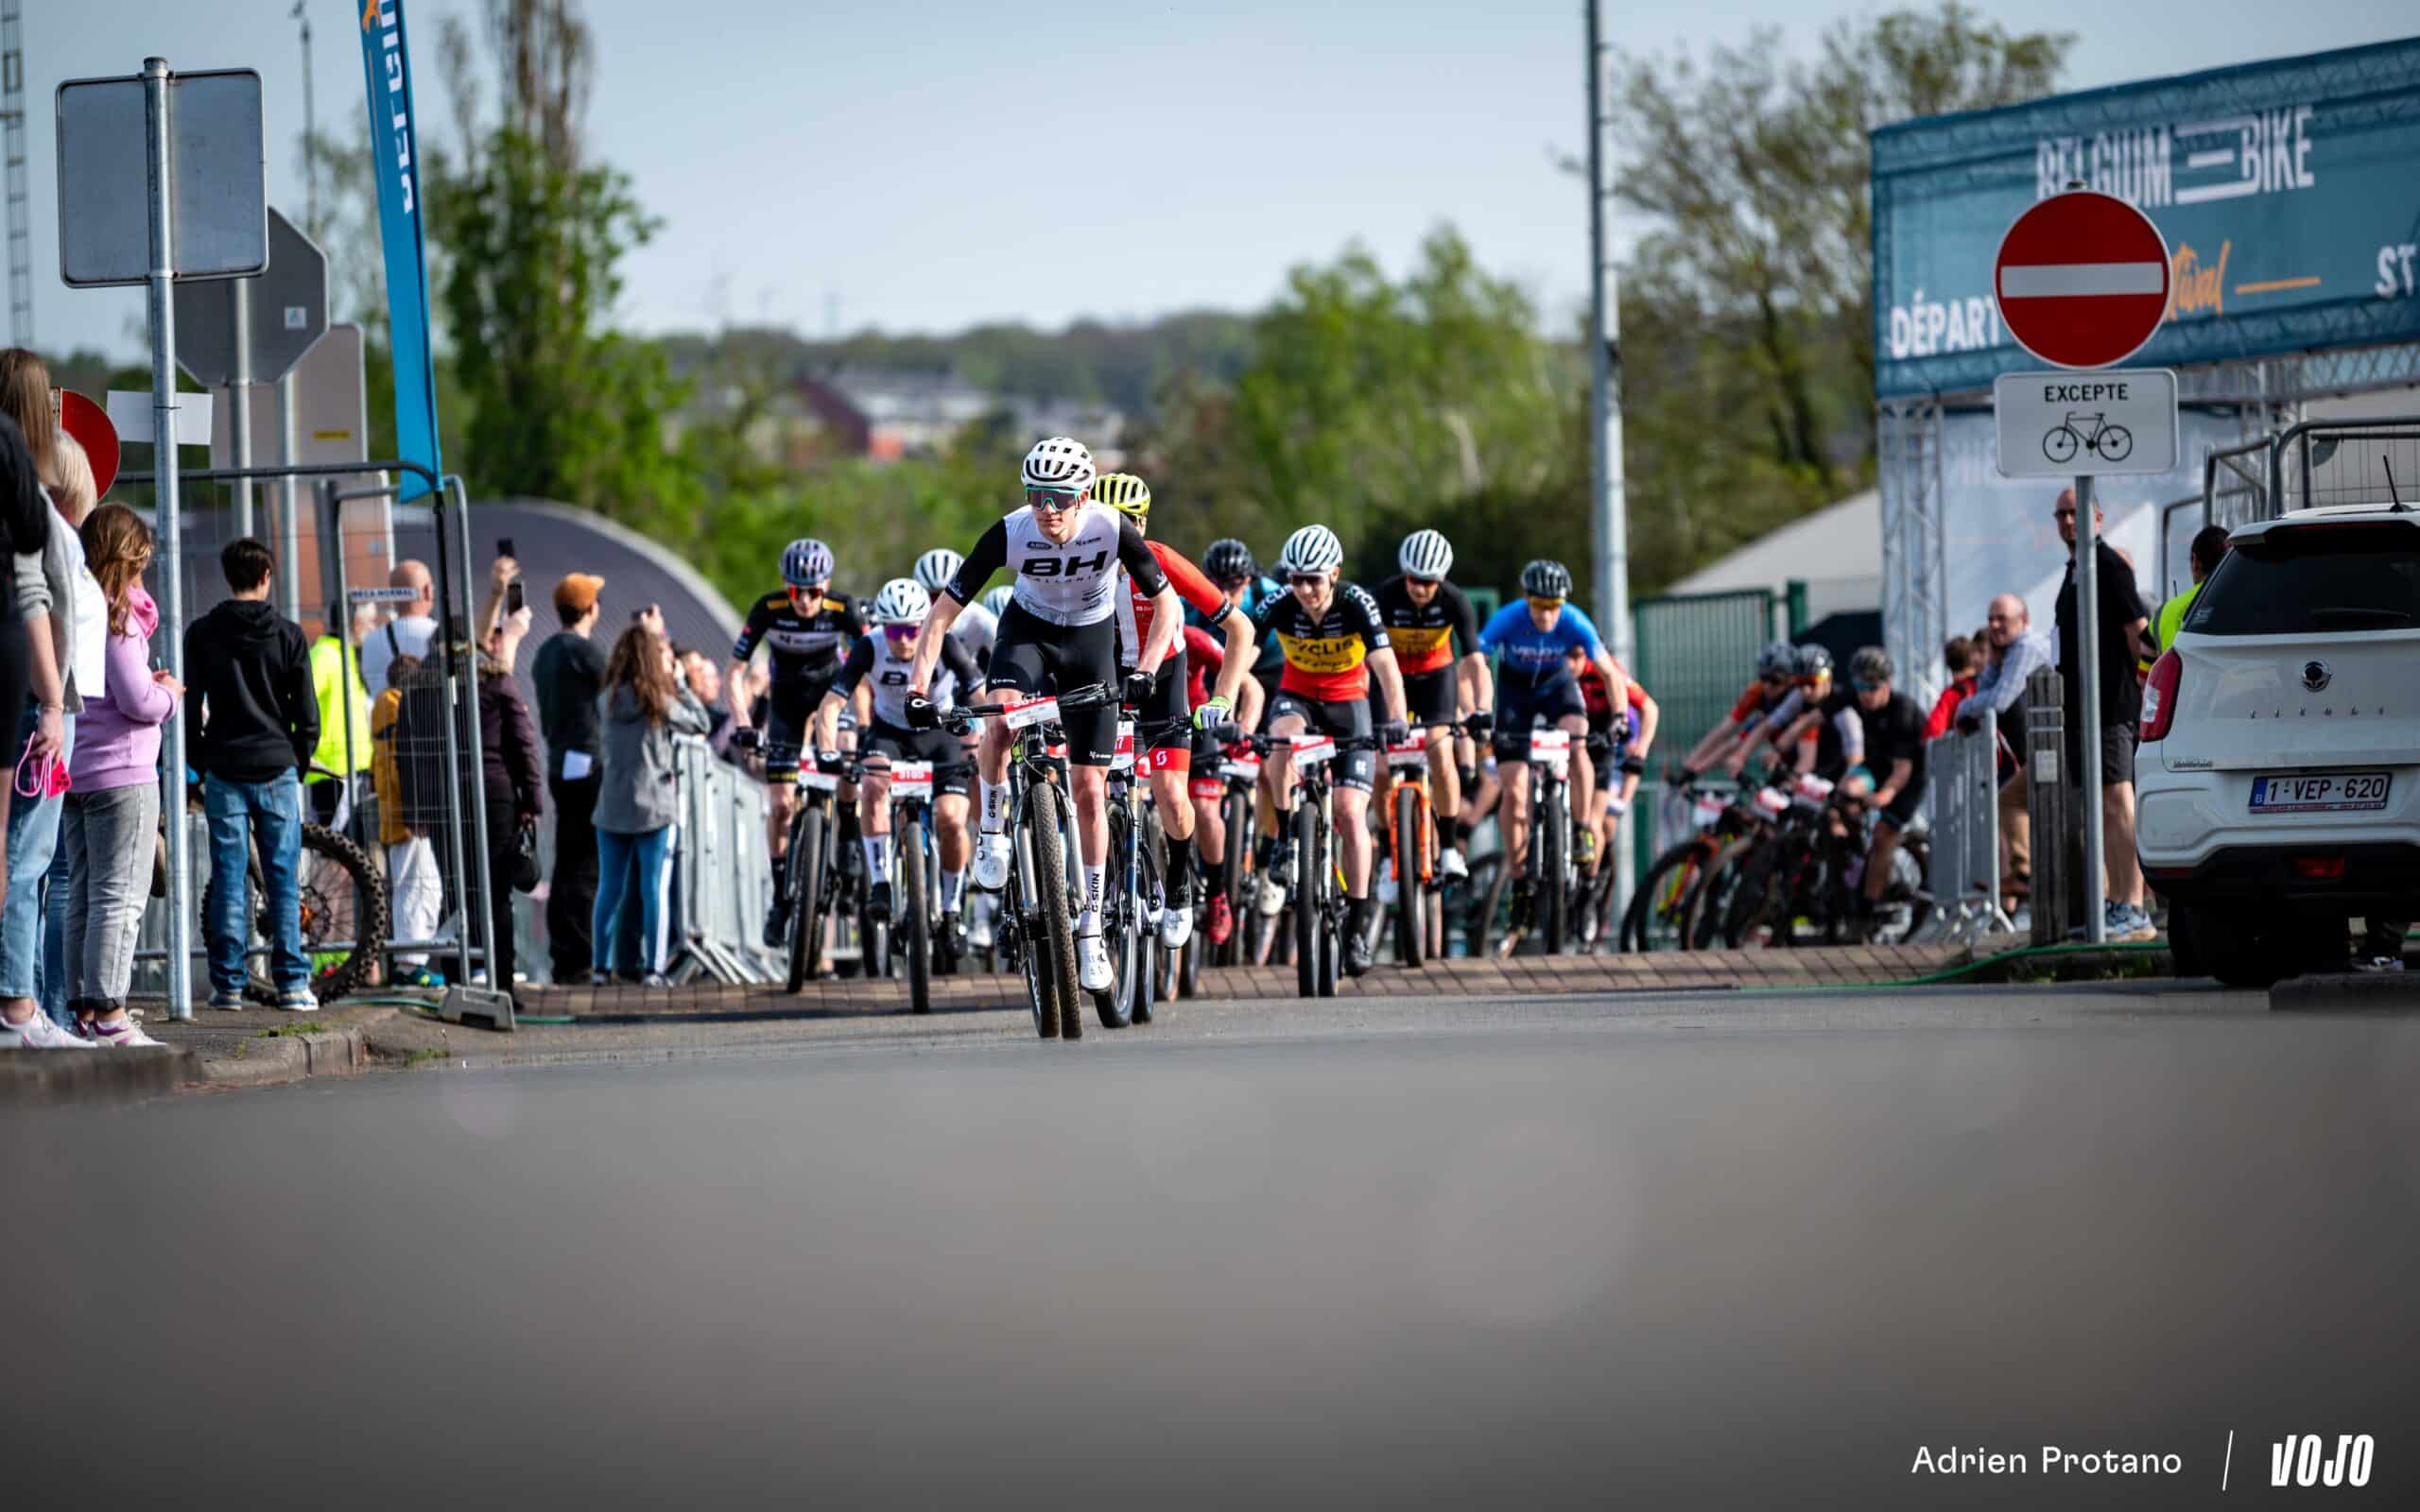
[250,824,387,1005]
[1027,777,1083,1040]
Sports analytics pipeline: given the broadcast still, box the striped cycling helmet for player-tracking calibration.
[979,585,1013,620]
[872,577,930,627]
[913,548,962,594]
[1275,524,1344,576]
[1020,436,1097,493]
[1519,558,1572,599]
[1093,472,1151,523]
[1398,529,1453,580]
[782,538,835,588]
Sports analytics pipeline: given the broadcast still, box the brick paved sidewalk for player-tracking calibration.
[525,942,1969,1020]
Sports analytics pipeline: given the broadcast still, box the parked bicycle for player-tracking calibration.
[182,765,387,1004]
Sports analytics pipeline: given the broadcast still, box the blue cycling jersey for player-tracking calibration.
[1189,574,1286,674]
[1478,601,1604,691]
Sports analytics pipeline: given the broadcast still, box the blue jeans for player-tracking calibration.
[1,704,71,1003]
[203,770,309,997]
[593,825,672,976]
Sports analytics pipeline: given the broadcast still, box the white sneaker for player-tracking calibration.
[1077,929,1113,993]
[278,987,320,1014]
[1159,902,1193,950]
[1439,848,1469,883]
[975,831,1012,891]
[1,1012,98,1050]
[1254,874,1287,917]
[92,1016,165,1047]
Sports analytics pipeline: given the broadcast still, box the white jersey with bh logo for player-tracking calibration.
[1001,501,1125,627]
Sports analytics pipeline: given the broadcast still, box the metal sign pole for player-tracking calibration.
[2074,472,2108,943]
[143,58,195,1022]
[277,371,301,621]
[1582,0,1634,923]
[230,282,253,540]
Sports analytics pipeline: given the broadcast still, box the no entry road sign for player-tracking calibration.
[1993,191,2171,369]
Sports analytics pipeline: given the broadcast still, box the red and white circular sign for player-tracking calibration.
[1993,192,2171,369]
[60,390,119,498]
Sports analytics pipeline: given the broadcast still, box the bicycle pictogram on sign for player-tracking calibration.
[2041,410,2133,465]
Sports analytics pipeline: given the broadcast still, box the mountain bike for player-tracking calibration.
[1498,727,1577,957]
[944,683,1116,1041]
[1273,730,1355,999]
[1380,725,1457,968]
[871,755,942,1015]
[1095,718,1167,1029]
[1619,781,1744,953]
[784,753,848,992]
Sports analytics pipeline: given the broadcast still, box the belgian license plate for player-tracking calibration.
[2249,772,2390,814]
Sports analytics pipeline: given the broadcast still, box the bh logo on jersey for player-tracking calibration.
[1020,548,1112,578]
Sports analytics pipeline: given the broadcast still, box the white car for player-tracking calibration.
[2135,502,2420,987]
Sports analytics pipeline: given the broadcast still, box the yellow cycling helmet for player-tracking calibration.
[1094,472,1151,524]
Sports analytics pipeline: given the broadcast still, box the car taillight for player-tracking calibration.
[2293,855,2347,880]
[2140,651,2183,742]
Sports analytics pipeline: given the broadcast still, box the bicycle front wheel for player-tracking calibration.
[1027,777,1084,1040]
[1394,783,1426,969]
[1541,782,1569,956]
[1294,802,1321,999]
[1095,803,1135,1030]
[902,813,931,1014]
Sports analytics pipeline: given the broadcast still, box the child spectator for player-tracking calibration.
[185,538,320,1012]
[1923,635,1982,741]
[62,504,179,1043]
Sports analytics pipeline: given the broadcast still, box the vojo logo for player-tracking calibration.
[362,0,418,215]
[2272,1434,2373,1487]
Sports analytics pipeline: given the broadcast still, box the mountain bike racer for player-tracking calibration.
[1478,559,1625,879]
[1368,528,1492,880]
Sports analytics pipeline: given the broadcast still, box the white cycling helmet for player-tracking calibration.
[913,547,962,594]
[1275,524,1344,576]
[979,585,1013,620]
[1020,436,1097,493]
[782,538,835,588]
[872,577,930,627]
[1398,528,1453,579]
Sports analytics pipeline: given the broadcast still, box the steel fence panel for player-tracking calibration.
[2272,416,2420,515]
[1916,725,2012,946]
[1629,588,1776,877]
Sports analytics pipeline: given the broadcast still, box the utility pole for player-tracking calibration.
[292,1,317,232]
[1,0,31,347]
[1583,0,1635,917]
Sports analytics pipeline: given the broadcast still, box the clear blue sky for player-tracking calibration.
[26,0,2415,361]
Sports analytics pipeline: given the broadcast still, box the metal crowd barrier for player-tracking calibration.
[666,735,781,984]
[1917,724,2011,946]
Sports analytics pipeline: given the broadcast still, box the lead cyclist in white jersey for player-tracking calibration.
[904,438,1181,993]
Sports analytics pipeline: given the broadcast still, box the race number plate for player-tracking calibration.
[798,769,839,793]
[1528,728,1570,773]
[1692,794,1727,830]
[2250,771,2390,814]
[1219,751,1262,781]
[1386,737,1428,770]
[1003,695,1060,730]
[1110,719,1138,773]
[1290,735,1338,767]
[1752,786,1790,818]
[1794,774,1836,804]
[889,760,934,797]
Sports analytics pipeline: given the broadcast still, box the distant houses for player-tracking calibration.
[800,369,1125,465]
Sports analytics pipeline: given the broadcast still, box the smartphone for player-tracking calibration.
[505,577,526,615]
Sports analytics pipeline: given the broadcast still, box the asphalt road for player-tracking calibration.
[13,983,2419,1508]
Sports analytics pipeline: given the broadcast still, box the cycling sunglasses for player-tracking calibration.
[1851,679,1884,693]
[1760,671,1790,686]
[1025,488,1082,513]
[1406,575,1443,589]
[1526,594,1565,613]
[1288,573,1328,589]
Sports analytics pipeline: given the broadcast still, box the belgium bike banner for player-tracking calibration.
[1874,38,2420,398]
[354,0,444,500]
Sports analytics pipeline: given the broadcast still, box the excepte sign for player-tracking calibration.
[1873,38,2420,397]
[1993,369,2179,478]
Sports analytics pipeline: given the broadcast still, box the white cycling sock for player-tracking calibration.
[1080,862,1106,919]
[979,777,1006,833]
[863,833,891,879]
[941,868,967,911]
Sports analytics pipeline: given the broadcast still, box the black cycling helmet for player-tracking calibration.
[1520,559,1572,598]
[1203,538,1256,584]
[1755,640,1795,679]
[1794,644,1834,679]
[1849,645,1893,685]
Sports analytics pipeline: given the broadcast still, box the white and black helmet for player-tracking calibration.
[1275,524,1344,576]
[1020,436,1097,493]
[1398,528,1454,579]
[913,547,962,595]
[872,577,930,627]
[782,538,835,588]
[1520,558,1573,598]
[979,585,1013,620]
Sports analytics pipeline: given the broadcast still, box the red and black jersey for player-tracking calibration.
[1253,582,1391,703]
[1372,575,1479,678]
[1117,541,1229,668]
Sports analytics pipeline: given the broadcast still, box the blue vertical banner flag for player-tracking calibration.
[354,0,442,499]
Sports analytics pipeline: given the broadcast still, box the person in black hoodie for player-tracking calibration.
[184,538,320,1011]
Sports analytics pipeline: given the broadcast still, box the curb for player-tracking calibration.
[3,1045,199,1104]
[189,1023,373,1090]
[2270,972,2420,1012]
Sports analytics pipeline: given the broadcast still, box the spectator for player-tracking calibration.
[3,396,102,1038]
[371,652,443,988]
[359,558,438,696]
[400,624,542,1008]
[2050,487,2154,941]
[533,573,609,984]
[1955,593,2051,902]
[62,504,179,1044]
[593,625,708,984]
[2155,524,2231,654]
[475,554,531,670]
[186,538,320,1011]
[35,433,108,1032]
[0,404,58,1048]
[676,645,735,758]
[307,599,378,828]
[1922,635,1981,740]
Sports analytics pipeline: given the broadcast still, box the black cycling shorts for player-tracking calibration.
[1491,677,1588,761]
[1401,667,1458,729]
[1269,691,1375,792]
[863,720,974,799]
[1135,648,1191,756]
[987,601,1120,766]
[1877,771,1927,830]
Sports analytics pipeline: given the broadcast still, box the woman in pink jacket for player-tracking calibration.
[63,503,181,1044]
